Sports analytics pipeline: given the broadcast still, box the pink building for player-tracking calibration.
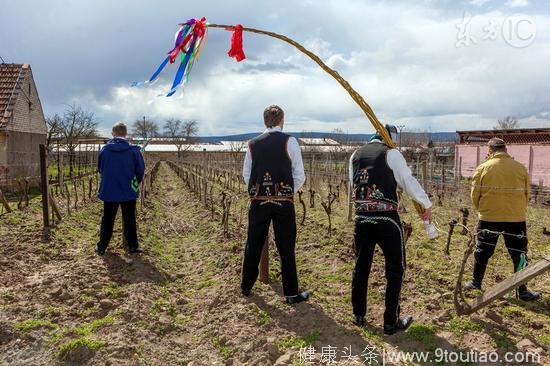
[455,128,550,187]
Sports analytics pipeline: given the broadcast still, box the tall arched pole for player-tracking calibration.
[208,23,396,148]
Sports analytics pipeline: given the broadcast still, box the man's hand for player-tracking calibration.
[420,207,432,222]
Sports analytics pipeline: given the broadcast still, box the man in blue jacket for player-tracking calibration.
[96,122,145,255]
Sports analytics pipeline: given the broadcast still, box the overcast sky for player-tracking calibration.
[1,0,549,135]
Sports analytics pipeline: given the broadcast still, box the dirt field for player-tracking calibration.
[0,163,548,365]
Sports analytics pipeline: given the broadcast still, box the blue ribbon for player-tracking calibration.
[167,35,197,96]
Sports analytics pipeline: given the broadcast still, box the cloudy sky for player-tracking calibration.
[1,0,549,135]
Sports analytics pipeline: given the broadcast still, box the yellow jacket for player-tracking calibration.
[471,152,530,222]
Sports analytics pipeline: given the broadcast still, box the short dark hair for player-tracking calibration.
[488,137,506,152]
[263,105,284,128]
[112,122,127,136]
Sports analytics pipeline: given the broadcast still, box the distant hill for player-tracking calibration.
[197,131,457,143]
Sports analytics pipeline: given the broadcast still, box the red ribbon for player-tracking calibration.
[227,24,246,62]
[169,17,207,64]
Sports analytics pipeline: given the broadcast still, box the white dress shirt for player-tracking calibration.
[243,126,306,193]
[349,140,432,209]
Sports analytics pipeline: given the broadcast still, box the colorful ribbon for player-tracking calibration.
[132,17,209,96]
[226,24,246,62]
[133,17,246,96]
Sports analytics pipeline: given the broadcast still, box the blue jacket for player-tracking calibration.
[97,138,145,202]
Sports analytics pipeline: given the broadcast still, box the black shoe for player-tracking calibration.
[285,291,310,304]
[354,315,366,327]
[241,289,251,297]
[517,286,540,301]
[95,245,105,256]
[464,280,482,291]
[384,316,413,335]
[128,248,143,254]
[467,261,486,291]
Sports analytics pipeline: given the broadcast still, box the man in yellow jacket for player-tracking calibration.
[465,138,539,301]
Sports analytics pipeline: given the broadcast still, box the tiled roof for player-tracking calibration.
[0,63,28,129]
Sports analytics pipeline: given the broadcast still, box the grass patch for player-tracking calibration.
[492,331,516,350]
[405,323,437,348]
[102,283,122,299]
[448,317,484,335]
[538,333,550,347]
[212,336,233,360]
[501,306,524,318]
[57,337,105,360]
[66,314,115,337]
[252,305,272,326]
[0,289,15,303]
[277,331,320,352]
[14,319,59,333]
[196,279,216,290]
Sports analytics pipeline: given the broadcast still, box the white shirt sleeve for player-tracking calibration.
[349,150,356,184]
[242,144,252,186]
[287,137,306,192]
[386,149,432,209]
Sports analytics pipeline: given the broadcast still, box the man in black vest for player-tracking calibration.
[350,125,432,335]
[241,105,309,304]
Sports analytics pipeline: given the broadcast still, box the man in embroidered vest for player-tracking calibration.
[241,105,309,304]
[349,125,432,334]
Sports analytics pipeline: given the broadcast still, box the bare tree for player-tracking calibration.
[399,129,430,148]
[328,128,353,171]
[228,140,246,167]
[494,116,519,130]
[58,105,99,177]
[132,117,159,139]
[45,113,63,148]
[163,119,198,160]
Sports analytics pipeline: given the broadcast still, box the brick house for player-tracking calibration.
[0,63,47,190]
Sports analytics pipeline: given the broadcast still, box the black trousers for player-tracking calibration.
[241,200,299,296]
[352,212,405,325]
[97,200,139,251]
[474,220,528,273]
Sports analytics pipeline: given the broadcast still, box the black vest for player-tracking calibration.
[248,131,294,199]
[352,142,398,212]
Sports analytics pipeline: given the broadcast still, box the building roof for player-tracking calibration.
[0,63,29,129]
[457,128,550,145]
[298,137,339,146]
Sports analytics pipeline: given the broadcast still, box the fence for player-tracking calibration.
[159,150,550,207]
[456,144,550,187]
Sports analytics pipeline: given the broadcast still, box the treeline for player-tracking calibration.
[45,104,200,163]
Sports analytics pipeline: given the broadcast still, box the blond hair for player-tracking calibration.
[112,122,127,137]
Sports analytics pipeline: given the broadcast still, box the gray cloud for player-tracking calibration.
[1,0,548,134]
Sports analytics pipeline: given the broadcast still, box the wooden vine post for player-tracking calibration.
[297,190,306,225]
[0,189,12,213]
[39,144,50,230]
[445,219,458,255]
[321,192,337,235]
[459,207,469,235]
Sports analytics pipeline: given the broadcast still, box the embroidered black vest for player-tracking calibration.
[352,142,398,212]
[248,131,294,200]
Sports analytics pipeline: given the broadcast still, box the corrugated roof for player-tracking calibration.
[0,63,28,129]
[298,137,339,146]
[457,128,550,145]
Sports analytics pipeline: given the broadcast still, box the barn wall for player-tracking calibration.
[0,133,7,189]
[8,68,47,135]
[456,144,550,186]
[0,131,45,190]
